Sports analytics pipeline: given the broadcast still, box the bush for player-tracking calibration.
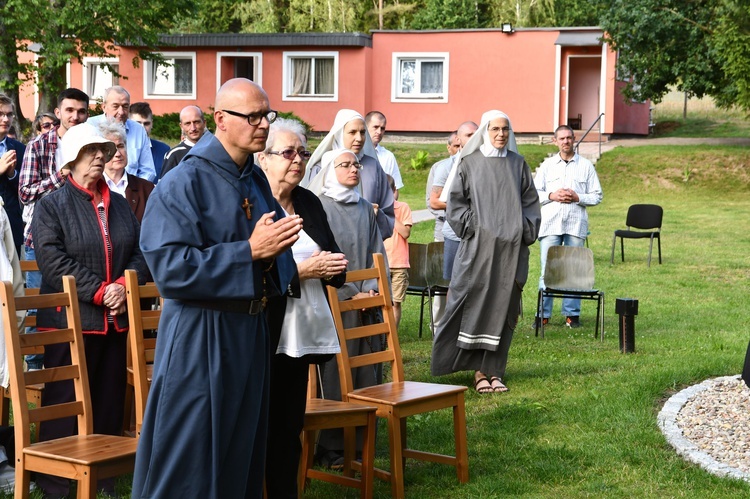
[409,150,430,170]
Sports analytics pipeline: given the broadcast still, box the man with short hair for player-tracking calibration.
[160,105,207,179]
[426,131,460,242]
[534,125,603,329]
[130,102,171,181]
[365,110,404,190]
[132,78,301,498]
[0,93,24,255]
[87,86,156,182]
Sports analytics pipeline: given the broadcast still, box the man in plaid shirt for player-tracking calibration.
[19,88,89,370]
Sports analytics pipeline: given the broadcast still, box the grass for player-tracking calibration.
[301,142,750,498]
[651,91,750,138]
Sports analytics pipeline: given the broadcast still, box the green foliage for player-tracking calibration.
[600,0,750,112]
[410,0,488,29]
[409,150,430,170]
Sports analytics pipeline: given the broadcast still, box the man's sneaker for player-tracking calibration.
[566,316,581,329]
[532,317,549,329]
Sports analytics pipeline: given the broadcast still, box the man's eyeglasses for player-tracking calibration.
[267,149,312,161]
[222,109,278,126]
[334,161,363,170]
[0,112,14,120]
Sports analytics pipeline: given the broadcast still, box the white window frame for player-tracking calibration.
[82,57,119,103]
[216,52,263,93]
[282,51,339,102]
[391,52,449,103]
[143,51,196,100]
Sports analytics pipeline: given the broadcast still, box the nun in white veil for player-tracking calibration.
[431,110,541,394]
[302,109,395,239]
[314,148,388,466]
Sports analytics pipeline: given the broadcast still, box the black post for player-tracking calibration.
[615,298,638,353]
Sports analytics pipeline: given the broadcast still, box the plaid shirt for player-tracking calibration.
[19,127,66,248]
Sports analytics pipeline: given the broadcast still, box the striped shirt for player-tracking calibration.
[534,153,603,239]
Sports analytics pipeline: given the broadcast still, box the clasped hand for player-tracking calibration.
[248,212,303,261]
[298,250,348,280]
[103,282,126,316]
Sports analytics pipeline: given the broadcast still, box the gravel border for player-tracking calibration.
[658,375,750,482]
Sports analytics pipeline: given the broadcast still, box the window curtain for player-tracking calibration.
[175,59,192,94]
[315,58,334,95]
[87,65,98,99]
[291,58,311,95]
[420,61,443,94]
[400,60,416,94]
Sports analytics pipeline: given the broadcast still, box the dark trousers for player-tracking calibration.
[265,353,310,499]
[36,326,127,497]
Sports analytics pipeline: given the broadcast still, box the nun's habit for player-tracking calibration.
[314,149,388,455]
[302,109,395,239]
[431,111,541,379]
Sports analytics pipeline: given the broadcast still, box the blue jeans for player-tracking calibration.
[538,234,585,319]
[23,245,43,370]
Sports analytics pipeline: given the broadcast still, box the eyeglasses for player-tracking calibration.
[267,149,312,161]
[222,109,278,126]
[40,122,54,130]
[489,126,510,134]
[334,161,363,170]
[0,112,14,120]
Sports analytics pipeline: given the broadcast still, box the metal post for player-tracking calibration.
[615,298,638,353]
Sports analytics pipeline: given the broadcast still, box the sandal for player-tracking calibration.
[474,376,494,394]
[490,377,509,393]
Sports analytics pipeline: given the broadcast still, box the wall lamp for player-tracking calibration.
[501,23,514,34]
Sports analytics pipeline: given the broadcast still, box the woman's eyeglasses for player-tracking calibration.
[40,122,54,130]
[334,161,363,170]
[267,149,312,161]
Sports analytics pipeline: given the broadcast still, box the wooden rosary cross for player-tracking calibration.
[241,198,253,220]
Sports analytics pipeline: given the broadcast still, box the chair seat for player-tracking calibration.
[24,434,138,466]
[305,398,377,417]
[348,381,467,407]
[614,229,657,239]
[544,287,602,296]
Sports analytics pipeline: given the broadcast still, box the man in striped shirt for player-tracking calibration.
[534,125,603,329]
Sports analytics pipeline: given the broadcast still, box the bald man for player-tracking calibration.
[132,78,302,498]
[160,105,209,179]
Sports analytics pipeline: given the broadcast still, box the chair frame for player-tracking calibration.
[0,275,138,499]
[405,242,431,338]
[610,204,663,267]
[299,364,377,497]
[124,269,160,438]
[327,253,469,498]
[535,246,605,341]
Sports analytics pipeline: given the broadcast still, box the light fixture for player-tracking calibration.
[501,23,514,34]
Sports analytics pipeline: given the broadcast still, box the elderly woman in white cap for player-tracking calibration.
[303,109,395,239]
[314,148,388,469]
[30,123,148,497]
[431,111,541,395]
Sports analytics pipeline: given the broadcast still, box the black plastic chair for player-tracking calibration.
[610,204,663,267]
[536,246,604,340]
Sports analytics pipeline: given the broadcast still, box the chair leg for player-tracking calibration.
[79,465,97,499]
[418,291,427,338]
[426,289,436,338]
[453,394,469,483]
[298,429,314,493]
[535,290,542,338]
[647,236,654,267]
[657,234,662,264]
[360,411,376,498]
[387,415,406,499]
[620,237,625,262]
[15,465,31,499]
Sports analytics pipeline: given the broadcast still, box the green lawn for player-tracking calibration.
[302,143,750,498]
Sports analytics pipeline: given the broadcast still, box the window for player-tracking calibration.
[144,52,196,99]
[392,53,449,103]
[283,52,338,101]
[82,58,119,102]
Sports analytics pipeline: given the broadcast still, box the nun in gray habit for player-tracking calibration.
[431,110,541,394]
[310,148,388,464]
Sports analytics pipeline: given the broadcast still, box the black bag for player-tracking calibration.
[742,340,750,388]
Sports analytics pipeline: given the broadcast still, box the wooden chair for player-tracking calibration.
[124,269,160,438]
[299,364,377,497]
[2,260,44,427]
[326,253,469,497]
[0,275,138,499]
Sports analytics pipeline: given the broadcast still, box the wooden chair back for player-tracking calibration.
[124,269,160,437]
[0,275,138,498]
[327,253,404,394]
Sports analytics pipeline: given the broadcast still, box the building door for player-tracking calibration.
[567,56,601,130]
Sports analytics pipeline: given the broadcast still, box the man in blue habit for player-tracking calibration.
[132,78,302,498]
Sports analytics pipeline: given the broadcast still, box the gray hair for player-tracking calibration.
[265,117,307,152]
[0,93,14,111]
[103,86,130,103]
[97,120,127,144]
